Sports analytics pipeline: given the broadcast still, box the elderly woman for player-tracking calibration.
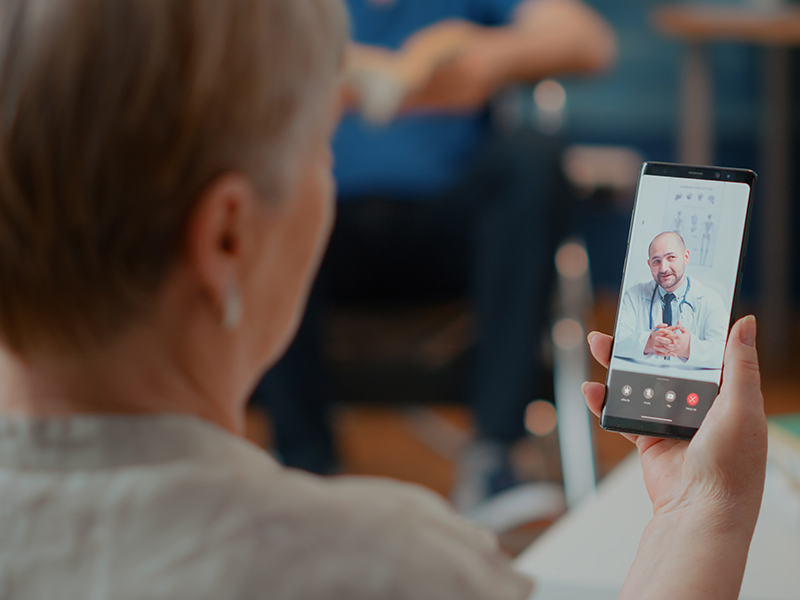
[0,0,766,598]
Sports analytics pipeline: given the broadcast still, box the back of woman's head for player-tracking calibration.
[0,0,347,355]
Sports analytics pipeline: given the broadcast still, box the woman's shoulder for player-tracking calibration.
[223,470,533,600]
[0,412,530,600]
[151,439,531,600]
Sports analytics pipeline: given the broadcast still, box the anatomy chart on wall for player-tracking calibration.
[661,178,723,268]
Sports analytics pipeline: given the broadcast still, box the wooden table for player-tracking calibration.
[652,4,800,365]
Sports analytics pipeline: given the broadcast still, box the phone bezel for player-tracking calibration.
[600,161,757,440]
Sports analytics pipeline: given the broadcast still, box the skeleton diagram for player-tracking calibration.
[700,214,714,264]
[663,180,722,268]
[673,210,684,232]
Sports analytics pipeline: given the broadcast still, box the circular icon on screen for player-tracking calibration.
[665,391,676,402]
[622,385,632,397]
[643,388,654,400]
[686,393,699,407]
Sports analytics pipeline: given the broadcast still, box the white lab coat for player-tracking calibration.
[614,276,728,369]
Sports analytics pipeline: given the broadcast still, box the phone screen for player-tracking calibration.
[600,162,756,440]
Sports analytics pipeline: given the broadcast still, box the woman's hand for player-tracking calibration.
[584,316,767,600]
[583,315,767,521]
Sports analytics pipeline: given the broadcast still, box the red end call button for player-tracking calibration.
[686,393,699,407]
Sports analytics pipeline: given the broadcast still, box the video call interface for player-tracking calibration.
[604,171,751,431]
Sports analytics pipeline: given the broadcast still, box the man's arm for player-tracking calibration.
[614,287,658,361]
[479,0,618,81]
[682,292,729,368]
[402,0,617,111]
[345,0,617,116]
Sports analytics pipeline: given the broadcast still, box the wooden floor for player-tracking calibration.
[245,295,800,554]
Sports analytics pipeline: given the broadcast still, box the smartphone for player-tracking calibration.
[600,162,756,440]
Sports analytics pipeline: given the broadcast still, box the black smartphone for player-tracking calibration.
[600,162,756,440]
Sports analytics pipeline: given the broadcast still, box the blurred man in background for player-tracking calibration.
[251,0,616,519]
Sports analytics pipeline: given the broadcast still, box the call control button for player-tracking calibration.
[665,391,676,402]
[686,393,699,407]
[622,385,632,397]
[643,388,654,400]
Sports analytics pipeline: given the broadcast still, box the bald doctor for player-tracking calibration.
[614,231,728,369]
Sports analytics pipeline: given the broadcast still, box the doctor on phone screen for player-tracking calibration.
[614,231,728,369]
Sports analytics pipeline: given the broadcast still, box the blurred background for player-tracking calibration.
[245,0,800,555]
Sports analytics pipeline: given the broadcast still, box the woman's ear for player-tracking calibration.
[183,173,261,317]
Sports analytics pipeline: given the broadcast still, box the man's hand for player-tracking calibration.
[643,323,692,359]
[669,322,691,360]
[401,29,507,112]
[643,324,673,357]
[343,21,494,120]
[343,0,617,120]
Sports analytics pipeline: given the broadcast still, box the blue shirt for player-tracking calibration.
[334,0,525,200]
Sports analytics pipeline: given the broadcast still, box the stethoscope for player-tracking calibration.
[648,277,694,330]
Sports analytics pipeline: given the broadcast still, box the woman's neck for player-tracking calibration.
[0,320,246,434]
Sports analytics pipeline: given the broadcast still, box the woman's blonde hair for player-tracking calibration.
[0,0,347,354]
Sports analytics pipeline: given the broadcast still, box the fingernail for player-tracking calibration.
[587,332,597,345]
[738,315,756,347]
[580,381,589,395]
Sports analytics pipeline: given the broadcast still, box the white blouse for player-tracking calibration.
[0,414,533,599]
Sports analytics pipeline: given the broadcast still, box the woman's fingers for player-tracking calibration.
[698,316,767,475]
[681,316,767,513]
[718,316,762,414]
[584,331,638,445]
[587,331,612,369]
[581,381,605,417]
[581,381,638,445]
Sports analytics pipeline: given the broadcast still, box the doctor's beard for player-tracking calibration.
[658,270,682,291]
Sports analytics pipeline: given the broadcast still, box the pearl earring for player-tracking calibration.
[222,286,243,330]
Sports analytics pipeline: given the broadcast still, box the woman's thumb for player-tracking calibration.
[719,315,761,404]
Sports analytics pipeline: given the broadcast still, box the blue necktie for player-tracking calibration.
[662,292,675,326]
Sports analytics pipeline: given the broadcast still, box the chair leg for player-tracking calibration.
[552,238,597,508]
